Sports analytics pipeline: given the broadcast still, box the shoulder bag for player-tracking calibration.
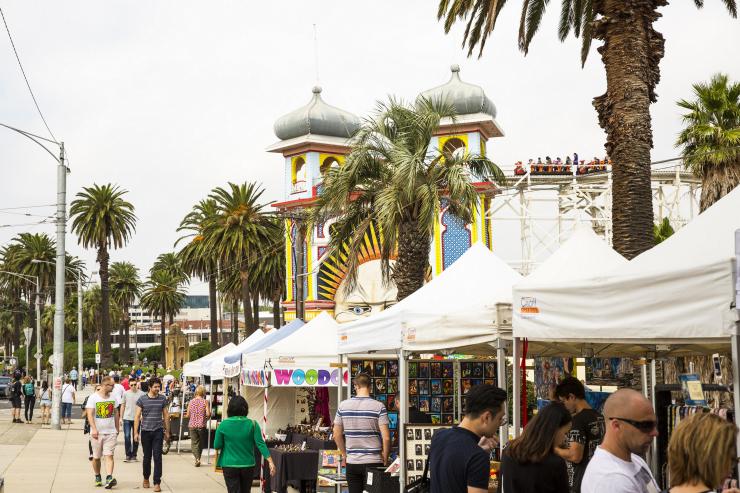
[405,458,429,493]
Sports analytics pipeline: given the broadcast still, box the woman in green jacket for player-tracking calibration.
[214,395,275,493]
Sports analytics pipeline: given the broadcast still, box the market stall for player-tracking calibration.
[182,342,237,378]
[512,187,740,479]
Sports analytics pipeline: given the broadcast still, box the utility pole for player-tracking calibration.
[51,141,67,430]
[283,211,307,321]
[78,276,83,389]
[35,276,41,383]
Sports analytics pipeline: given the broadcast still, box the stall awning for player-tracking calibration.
[181,342,237,377]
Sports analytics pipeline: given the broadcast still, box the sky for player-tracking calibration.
[1,1,738,295]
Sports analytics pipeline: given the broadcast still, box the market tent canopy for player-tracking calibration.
[223,327,275,365]
[182,342,236,377]
[513,186,740,346]
[243,311,341,374]
[338,243,523,354]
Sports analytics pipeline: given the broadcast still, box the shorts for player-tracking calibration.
[61,402,73,418]
[11,396,21,409]
[90,433,118,458]
[40,399,52,408]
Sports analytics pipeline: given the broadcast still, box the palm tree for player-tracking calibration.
[140,269,186,362]
[653,218,675,245]
[437,0,737,259]
[250,218,286,329]
[177,199,221,349]
[202,182,277,339]
[152,252,188,284]
[70,183,136,368]
[314,97,504,301]
[217,268,243,343]
[676,73,740,211]
[110,261,142,363]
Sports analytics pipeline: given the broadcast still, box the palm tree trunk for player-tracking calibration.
[160,311,166,366]
[591,0,665,260]
[272,296,281,329]
[700,163,740,212]
[231,298,239,343]
[252,295,260,328]
[240,271,256,339]
[393,218,431,301]
[121,301,130,363]
[208,277,218,350]
[98,245,113,367]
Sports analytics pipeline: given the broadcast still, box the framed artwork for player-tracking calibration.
[388,378,398,394]
[375,361,386,377]
[418,396,430,413]
[431,397,441,413]
[430,379,441,395]
[388,360,399,377]
[409,379,418,395]
[418,363,429,378]
[408,362,418,378]
[430,362,442,378]
[418,380,429,395]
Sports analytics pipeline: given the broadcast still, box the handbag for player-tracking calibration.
[405,458,429,493]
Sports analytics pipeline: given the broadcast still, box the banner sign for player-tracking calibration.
[242,369,270,387]
[223,361,241,378]
[271,368,349,387]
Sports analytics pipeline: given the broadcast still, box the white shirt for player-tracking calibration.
[85,392,120,435]
[61,383,76,403]
[111,383,126,404]
[581,447,659,493]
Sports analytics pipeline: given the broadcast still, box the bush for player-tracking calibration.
[140,345,162,363]
[189,341,212,361]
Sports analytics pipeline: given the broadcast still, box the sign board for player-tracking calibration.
[270,368,349,387]
[95,353,101,364]
[34,352,43,360]
[54,377,62,390]
[23,327,33,344]
[48,355,54,365]
[9,357,17,366]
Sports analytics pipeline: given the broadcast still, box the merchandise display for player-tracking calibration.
[403,424,450,485]
[350,359,401,447]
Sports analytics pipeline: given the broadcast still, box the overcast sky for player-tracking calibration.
[1,1,738,295]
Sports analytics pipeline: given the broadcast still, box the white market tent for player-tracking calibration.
[214,328,275,378]
[182,342,236,378]
[337,242,523,355]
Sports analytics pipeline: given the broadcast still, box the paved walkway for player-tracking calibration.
[0,386,269,492]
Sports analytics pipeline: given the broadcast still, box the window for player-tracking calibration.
[442,137,466,159]
[291,156,307,193]
[320,156,341,175]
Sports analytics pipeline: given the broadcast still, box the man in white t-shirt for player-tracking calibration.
[86,375,121,489]
[111,375,126,408]
[581,389,659,493]
[61,379,76,425]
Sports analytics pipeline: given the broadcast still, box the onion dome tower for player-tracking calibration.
[417,65,504,275]
[268,86,361,322]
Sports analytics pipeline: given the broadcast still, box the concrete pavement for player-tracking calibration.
[0,385,269,492]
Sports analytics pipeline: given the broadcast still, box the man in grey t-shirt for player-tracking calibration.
[134,378,169,492]
[120,380,145,462]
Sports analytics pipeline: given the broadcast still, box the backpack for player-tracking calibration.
[23,382,34,396]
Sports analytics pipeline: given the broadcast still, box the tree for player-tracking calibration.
[653,218,675,245]
[250,218,286,329]
[177,199,221,349]
[676,73,740,211]
[437,0,737,259]
[70,183,136,368]
[110,261,142,363]
[202,183,277,339]
[140,269,186,364]
[151,252,188,285]
[313,97,504,301]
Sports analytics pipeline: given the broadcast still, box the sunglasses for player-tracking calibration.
[610,417,657,433]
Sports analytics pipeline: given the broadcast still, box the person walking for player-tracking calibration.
[83,384,102,461]
[333,373,391,493]
[214,395,275,493]
[134,377,170,492]
[61,378,76,425]
[120,380,145,462]
[499,402,571,493]
[665,412,740,493]
[554,377,605,493]
[111,375,126,410]
[70,367,78,389]
[581,389,659,493]
[184,385,210,467]
[86,376,121,489]
[39,380,51,425]
[429,384,507,493]
[10,372,23,423]
[22,376,36,423]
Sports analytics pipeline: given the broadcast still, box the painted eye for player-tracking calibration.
[351,306,367,316]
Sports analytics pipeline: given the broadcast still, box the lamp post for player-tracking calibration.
[2,122,69,430]
[0,271,42,381]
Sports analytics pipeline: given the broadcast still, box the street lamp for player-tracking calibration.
[2,122,69,430]
[32,259,86,390]
[0,271,41,382]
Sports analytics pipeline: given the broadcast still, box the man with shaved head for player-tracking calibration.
[581,389,659,493]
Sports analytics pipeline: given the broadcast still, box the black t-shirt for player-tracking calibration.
[429,426,489,493]
[565,408,605,493]
[11,380,21,398]
[500,452,569,493]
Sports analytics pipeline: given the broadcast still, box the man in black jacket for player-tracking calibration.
[10,372,23,423]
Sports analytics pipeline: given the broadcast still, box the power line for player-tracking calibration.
[0,218,54,229]
[0,6,57,143]
[0,204,55,211]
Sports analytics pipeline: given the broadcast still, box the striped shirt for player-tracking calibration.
[335,396,388,464]
[136,394,168,432]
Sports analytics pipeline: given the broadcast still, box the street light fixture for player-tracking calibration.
[0,270,42,382]
[2,122,69,431]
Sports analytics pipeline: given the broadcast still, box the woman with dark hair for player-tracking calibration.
[499,402,571,493]
[214,395,275,493]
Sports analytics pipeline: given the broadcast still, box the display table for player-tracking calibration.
[289,432,308,445]
[306,436,336,451]
[269,448,319,493]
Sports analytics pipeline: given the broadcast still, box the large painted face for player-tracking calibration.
[334,260,398,323]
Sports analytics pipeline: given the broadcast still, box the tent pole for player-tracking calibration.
[732,332,740,478]
[177,386,185,455]
[512,337,521,437]
[640,359,649,399]
[650,359,658,474]
[398,350,408,493]
[206,378,213,465]
[496,338,509,448]
[337,354,344,403]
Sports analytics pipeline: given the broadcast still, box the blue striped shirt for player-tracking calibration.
[335,397,388,464]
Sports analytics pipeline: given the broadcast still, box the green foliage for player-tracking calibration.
[70,184,137,250]
[140,345,162,363]
[140,270,187,323]
[189,341,212,361]
[653,218,675,245]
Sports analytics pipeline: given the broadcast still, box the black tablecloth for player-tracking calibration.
[269,448,319,493]
[290,432,308,445]
[306,436,337,451]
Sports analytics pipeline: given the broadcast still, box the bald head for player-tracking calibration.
[603,389,652,419]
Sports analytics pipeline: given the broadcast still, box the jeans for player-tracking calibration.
[61,402,72,419]
[141,429,164,485]
[189,428,204,461]
[24,396,35,421]
[346,462,384,493]
[123,420,139,458]
[222,466,254,493]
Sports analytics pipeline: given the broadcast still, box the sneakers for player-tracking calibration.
[104,477,117,489]
[95,475,102,487]
[123,457,130,463]
[142,479,150,489]
[153,485,161,492]
[194,459,200,467]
